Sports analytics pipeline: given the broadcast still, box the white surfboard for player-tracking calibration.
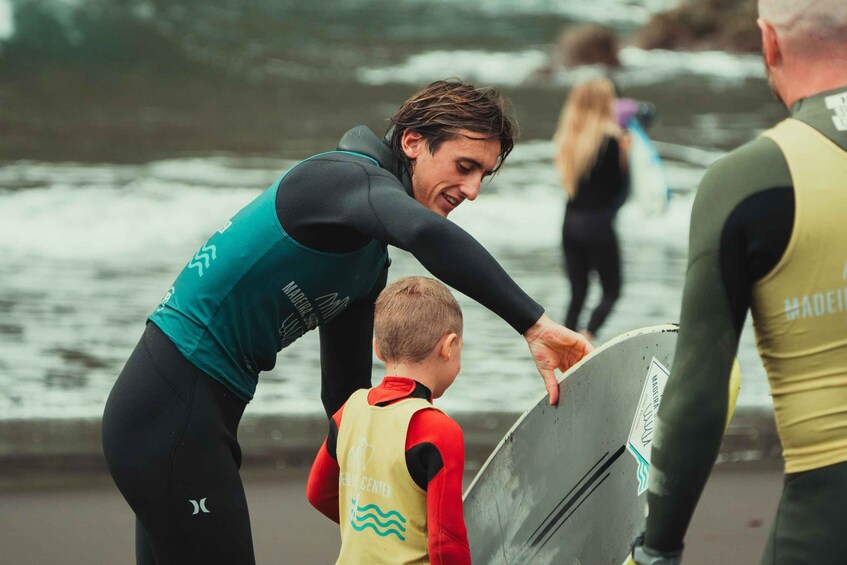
[463,325,693,564]
[627,120,670,217]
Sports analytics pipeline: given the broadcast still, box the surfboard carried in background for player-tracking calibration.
[627,119,671,217]
[463,325,740,565]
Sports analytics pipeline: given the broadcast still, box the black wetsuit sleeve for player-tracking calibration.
[278,156,544,334]
[406,443,444,491]
[360,173,543,332]
[644,138,793,552]
[318,261,388,418]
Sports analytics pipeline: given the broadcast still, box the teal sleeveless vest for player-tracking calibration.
[149,153,388,401]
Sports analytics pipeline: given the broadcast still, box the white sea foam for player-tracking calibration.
[0,159,289,262]
[376,0,670,25]
[0,149,774,420]
[0,0,13,40]
[616,46,766,84]
[357,46,765,88]
[358,49,550,87]
[0,0,680,46]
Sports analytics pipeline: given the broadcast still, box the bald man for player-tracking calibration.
[627,1,847,563]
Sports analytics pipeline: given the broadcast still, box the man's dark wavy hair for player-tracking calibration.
[388,79,517,175]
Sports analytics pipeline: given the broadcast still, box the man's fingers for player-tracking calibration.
[524,315,593,405]
[543,370,559,406]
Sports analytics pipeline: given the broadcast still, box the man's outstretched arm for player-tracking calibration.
[358,174,592,402]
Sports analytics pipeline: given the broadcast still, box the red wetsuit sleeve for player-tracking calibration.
[306,406,345,523]
[407,409,470,565]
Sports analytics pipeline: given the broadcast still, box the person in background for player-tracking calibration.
[554,77,630,343]
[307,276,470,564]
[627,0,847,563]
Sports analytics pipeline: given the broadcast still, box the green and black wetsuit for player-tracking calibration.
[643,86,847,564]
[102,126,543,565]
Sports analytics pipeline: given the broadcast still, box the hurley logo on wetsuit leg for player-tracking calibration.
[189,498,210,515]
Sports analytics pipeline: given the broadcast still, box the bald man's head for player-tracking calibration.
[759,0,847,49]
[758,0,847,107]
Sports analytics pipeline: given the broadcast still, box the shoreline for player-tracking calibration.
[0,406,781,484]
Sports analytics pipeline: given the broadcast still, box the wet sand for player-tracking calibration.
[0,460,782,564]
[0,410,783,563]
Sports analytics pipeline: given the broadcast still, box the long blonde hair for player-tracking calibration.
[553,78,621,198]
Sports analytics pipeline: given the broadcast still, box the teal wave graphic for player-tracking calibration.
[188,243,217,277]
[627,443,650,493]
[350,500,408,541]
[353,512,406,531]
[351,521,406,541]
[354,502,407,522]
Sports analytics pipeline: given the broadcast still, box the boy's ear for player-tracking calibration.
[373,338,385,362]
[439,333,458,361]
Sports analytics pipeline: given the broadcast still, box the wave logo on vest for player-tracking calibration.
[188,243,217,277]
[342,438,407,541]
[349,498,408,541]
[626,358,670,494]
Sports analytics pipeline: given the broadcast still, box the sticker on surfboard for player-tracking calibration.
[626,357,670,495]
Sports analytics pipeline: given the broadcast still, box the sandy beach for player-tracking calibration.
[0,459,782,564]
[0,409,783,564]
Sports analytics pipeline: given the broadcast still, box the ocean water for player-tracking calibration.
[0,0,783,420]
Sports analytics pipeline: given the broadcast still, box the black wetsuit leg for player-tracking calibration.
[760,460,847,565]
[136,520,156,564]
[102,323,253,565]
[585,218,621,335]
[563,224,590,330]
[563,208,621,334]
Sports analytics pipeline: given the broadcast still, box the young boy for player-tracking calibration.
[306,276,470,564]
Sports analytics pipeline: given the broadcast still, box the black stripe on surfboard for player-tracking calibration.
[522,469,612,563]
[520,445,626,560]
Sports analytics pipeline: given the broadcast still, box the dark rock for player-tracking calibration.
[637,0,761,53]
[556,24,621,68]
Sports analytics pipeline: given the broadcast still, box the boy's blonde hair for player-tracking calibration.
[374,276,463,363]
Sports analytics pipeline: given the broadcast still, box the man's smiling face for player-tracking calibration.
[402,129,501,217]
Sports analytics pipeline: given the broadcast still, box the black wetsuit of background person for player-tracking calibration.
[563,135,626,336]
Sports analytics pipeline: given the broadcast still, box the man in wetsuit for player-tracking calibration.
[102,80,591,564]
[627,1,847,564]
